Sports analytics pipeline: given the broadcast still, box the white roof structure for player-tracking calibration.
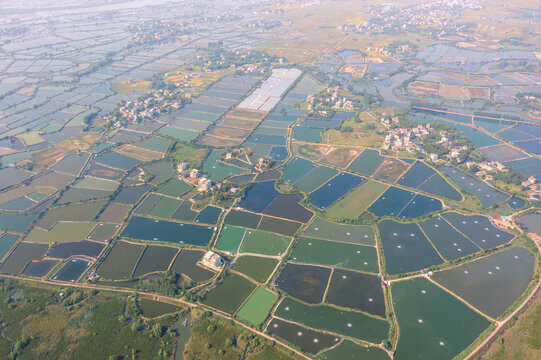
[237,68,302,111]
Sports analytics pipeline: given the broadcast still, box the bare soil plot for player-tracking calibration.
[439,84,469,100]
[373,158,409,182]
[294,143,330,161]
[464,87,490,100]
[115,144,163,162]
[339,64,367,78]
[320,147,361,167]
[408,81,440,96]
[196,135,242,147]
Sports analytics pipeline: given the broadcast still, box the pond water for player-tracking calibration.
[516,211,541,236]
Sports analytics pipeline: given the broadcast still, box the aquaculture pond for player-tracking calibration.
[224,210,261,229]
[282,157,319,184]
[239,229,291,257]
[347,149,385,176]
[97,241,144,280]
[238,181,279,213]
[378,220,443,275]
[258,216,302,236]
[418,217,480,260]
[113,184,152,204]
[303,218,375,246]
[170,249,214,282]
[121,216,215,246]
[319,340,390,360]
[0,242,48,274]
[275,297,389,344]
[236,287,277,326]
[202,273,256,314]
[290,237,378,273]
[22,260,58,277]
[0,233,20,260]
[267,318,340,354]
[263,193,313,223]
[516,211,541,236]
[368,186,442,219]
[432,247,535,318]
[133,245,178,278]
[325,269,386,317]
[441,166,508,207]
[48,240,105,259]
[214,225,246,254]
[138,298,182,318]
[309,173,364,209]
[294,165,338,193]
[275,263,331,304]
[87,223,120,242]
[392,278,490,360]
[441,212,514,250]
[397,162,462,201]
[52,259,90,282]
[231,255,278,283]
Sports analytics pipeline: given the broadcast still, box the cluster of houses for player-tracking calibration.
[104,88,185,127]
[380,116,469,162]
[307,87,353,110]
[360,0,481,33]
[177,162,242,195]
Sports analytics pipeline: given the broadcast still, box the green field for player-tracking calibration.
[236,287,277,326]
[148,196,182,218]
[0,280,175,360]
[74,176,120,191]
[239,229,291,257]
[482,289,541,360]
[38,200,106,229]
[133,136,171,153]
[203,273,257,314]
[232,256,278,283]
[214,225,246,254]
[325,180,388,220]
[184,310,304,360]
[25,222,96,244]
[290,237,379,273]
[156,179,193,198]
[158,126,199,142]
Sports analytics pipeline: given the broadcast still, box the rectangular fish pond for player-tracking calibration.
[121,216,215,246]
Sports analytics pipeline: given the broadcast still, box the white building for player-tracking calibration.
[201,251,224,269]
